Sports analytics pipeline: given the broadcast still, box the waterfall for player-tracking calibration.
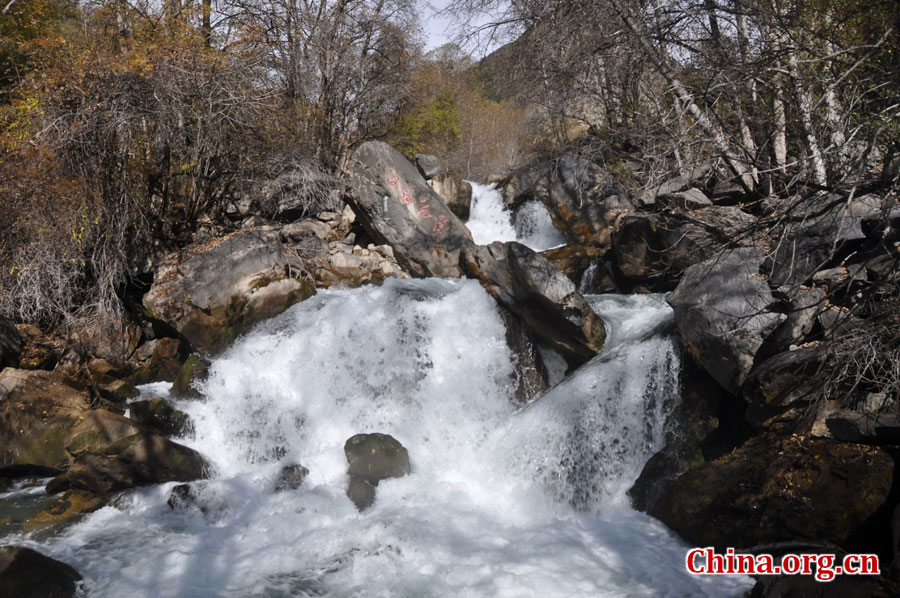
[7,279,753,597]
[466,184,564,251]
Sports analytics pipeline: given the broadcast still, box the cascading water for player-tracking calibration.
[466,183,564,251]
[6,278,753,597]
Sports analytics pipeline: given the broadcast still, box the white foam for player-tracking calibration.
[12,280,753,597]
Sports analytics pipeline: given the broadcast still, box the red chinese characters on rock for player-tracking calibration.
[384,168,446,234]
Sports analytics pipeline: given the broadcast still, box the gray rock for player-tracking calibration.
[743,346,824,424]
[346,475,376,511]
[142,230,314,355]
[0,545,82,598]
[638,165,711,206]
[414,154,445,179]
[669,188,712,209]
[428,173,472,220]
[769,286,825,350]
[344,433,410,483]
[274,464,309,492]
[170,354,211,399]
[345,141,472,278]
[0,317,23,370]
[460,242,606,365]
[668,248,783,393]
[826,412,900,445]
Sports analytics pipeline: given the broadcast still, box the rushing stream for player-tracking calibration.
[5,278,753,597]
[465,183,565,251]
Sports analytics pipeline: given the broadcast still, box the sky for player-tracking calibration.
[421,0,457,51]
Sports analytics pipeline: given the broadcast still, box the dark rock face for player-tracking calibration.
[743,347,825,425]
[460,242,605,365]
[129,397,193,437]
[274,464,309,492]
[610,207,757,290]
[648,434,893,550]
[344,433,410,511]
[668,248,782,394]
[142,229,314,355]
[428,173,473,220]
[0,545,82,598]
[0,317,23,370]
[345,141,472,278]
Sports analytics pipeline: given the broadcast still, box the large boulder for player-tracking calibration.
[648,434,894,550]
[142,229,314,355]
[63,409,207,493]
[345,141,472,278]
[668,248,782,393]
[0,317,23,371]
[460,242,606,365]
[0,546,82,598]
[0,369,88,473]
[68,315,142,362]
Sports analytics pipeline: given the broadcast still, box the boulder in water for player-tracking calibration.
[460,241,605,365]
[142,229,314,355]
[344,433,409,511]
[345,141,472,278]
[23,489,107,531]
[274,464,309,492]
[0,545,82,598]
[345,433,410,483]
[171,353,211,399]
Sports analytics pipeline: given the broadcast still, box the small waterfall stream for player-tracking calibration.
[465,183,565,251]
[7,279,753,597]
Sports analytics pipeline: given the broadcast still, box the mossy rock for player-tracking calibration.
[171,354,211,399]
[22,490,107,532]
[344,433,410,483]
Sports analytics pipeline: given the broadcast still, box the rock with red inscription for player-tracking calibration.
[345,141,472,278]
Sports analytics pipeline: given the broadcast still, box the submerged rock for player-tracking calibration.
[460,241,605,365]
[23,489,107,531]
[345,141,472,278]
[344,433,409,511]
[274,464,309,492]
[142,229,314,355]
[0,545,82,598]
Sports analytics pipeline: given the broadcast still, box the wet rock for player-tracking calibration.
[274,464,310,492]
[167,483,207,514]
[23,489,106,531]
[0,317,23,370]
[414,153,445,179]
[346,475,377,511]
[345,141,472,278]
[171,353,211,399]
[668,248,782,393]
[97,379,140,404]
[129,397,193,437]
[539,244,594,284]
[499,307,549,404]
[648,434,893,550]
[0,369,89,472]
[460,241,606,365]
[142,229,315,355]
[428,173,472,220]
[0,545,82,597]
[345,433,410,483]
